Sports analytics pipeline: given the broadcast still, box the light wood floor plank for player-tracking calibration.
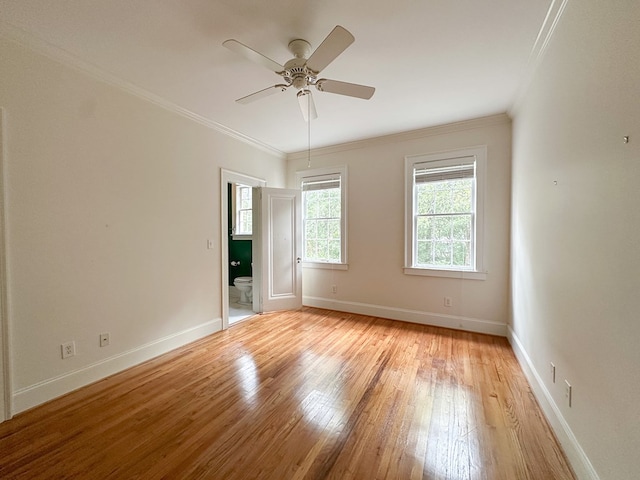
[0,308,575,479]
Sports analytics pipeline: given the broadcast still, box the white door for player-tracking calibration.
[252,187,302,313]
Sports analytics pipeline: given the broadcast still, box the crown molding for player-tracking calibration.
[0,21,285,160]
[509,0,569,116]
[287,113,511,161]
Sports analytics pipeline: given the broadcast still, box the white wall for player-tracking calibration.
[287,115,512,335]
[510,1,640,478]
[0,36,286,413]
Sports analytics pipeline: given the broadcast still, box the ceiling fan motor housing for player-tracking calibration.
[283,57,316,90]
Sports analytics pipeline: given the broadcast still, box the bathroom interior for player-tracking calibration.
[228,183,254,324]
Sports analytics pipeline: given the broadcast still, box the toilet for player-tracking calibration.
[233,276,253,305]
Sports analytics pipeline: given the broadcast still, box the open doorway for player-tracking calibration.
[220,169,265,329]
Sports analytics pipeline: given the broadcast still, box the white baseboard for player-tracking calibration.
[507,326,600,480]
[12,318,222,415]
[303,296,507,336]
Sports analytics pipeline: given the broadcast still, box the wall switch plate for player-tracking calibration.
[99,332,110,347]
[550,362,556,383]
[61,341,76,359]
[331,285,337,293]
[444,296,452,307]
[207,239,214,249]
[564,380,572,407]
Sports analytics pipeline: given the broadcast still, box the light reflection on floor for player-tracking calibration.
[234,353,259,403]
[296,351,346,435]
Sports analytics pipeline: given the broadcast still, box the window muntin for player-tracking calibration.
[297,167,347,267]
[405,147,486,277]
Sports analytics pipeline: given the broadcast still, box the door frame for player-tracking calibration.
[0,108,11,422]
[220,169,266,330]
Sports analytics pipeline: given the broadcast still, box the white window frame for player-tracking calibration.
[404,146,487,280]
[231,183,253,240]
[296,165,348,270]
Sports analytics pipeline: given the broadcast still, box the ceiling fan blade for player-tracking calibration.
[223,39,284,72]
[297,89,318,122]
[306,25,355,74]
[236,84,288,104]
[316,79,375,100]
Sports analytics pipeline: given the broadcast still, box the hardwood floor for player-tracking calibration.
[0,308,575,479]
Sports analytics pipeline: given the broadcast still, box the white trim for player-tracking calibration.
[403,267,487,280]
[0,20,285,159]
[12,318,222,414]
[220,169,265,330]
[0,107,11,422]
[507,326,600,480]
[304,296,506,337]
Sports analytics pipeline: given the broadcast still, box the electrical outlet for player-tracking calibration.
[61,341,76,359]
[331,285,337,294]
[444,296,453,307]
[99,332,110,348]
[564,380,572,407]
[550,362,556,383]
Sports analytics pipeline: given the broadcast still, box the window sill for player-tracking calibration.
[403,267,487,280]
[302,262,348,271]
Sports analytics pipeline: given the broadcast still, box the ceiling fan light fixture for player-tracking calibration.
[297,89,317,122]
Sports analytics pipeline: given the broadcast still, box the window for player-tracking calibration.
[405,147,486,279]
[232,183,252,238]
[296,166,347,269]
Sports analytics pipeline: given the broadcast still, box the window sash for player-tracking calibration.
[233,184,253,236]
[297,167,347,266]
[303,186,342,263]
[405,149,484,274]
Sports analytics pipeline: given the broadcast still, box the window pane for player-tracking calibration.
[417,240,433,265]
[238,210,252,235]
[433,217,451,240]
[329,195,341,218]
[452,215,471,240]
[328,240,341,262]
[452,241,470,267]
[302,181,342,263]
[328,219,340,240]
[305,220,317,239]
[433,241,452,266]
[433,185,451,214]
[317,219,328,239]
[416,217,432,240]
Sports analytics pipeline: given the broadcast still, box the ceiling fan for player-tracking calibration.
[223,25,375,121]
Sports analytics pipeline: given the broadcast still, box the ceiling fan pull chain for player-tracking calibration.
[307,92,312,168]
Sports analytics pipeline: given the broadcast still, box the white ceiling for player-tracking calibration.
[0,0,552,154]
